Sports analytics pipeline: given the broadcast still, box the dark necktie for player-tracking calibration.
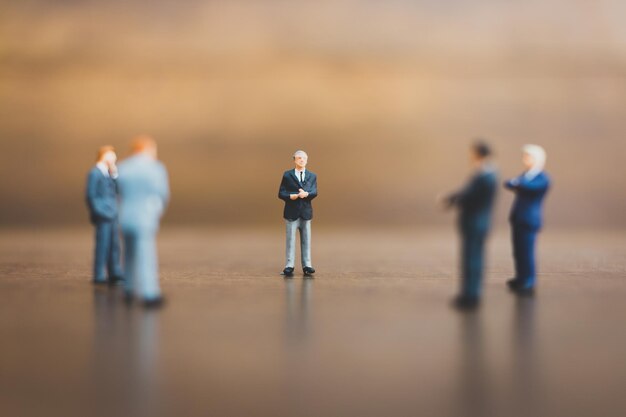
[300,171,304,184]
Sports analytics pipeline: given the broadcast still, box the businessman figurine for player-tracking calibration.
[443,141,498,310]
[504,145,550,296]
[278,150,318,278]
[85,146,124,286]
[117,136,170,307]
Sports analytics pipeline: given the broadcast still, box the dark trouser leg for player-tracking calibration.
[461,235,471,295]
[512,225,522,281]
[93,221,113,281]
[107,220,123,278]
[461,231,486,298]
[516,227,538,288]
[123,232,138,296]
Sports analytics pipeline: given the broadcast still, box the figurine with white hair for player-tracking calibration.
[504,145,551,295]
[278,150,318,277]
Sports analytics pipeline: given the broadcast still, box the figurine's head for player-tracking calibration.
[469,140,491,166]
[97,146,117,165]
[131,135,158,159]
[522,144,546,171]
[293,150,308,169]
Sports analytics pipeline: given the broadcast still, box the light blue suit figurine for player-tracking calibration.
[117,136,170,307]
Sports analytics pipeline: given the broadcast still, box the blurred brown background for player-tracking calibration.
[1,0,625,228]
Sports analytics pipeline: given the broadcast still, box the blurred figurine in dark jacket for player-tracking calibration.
[443,141,498,310]
[85,146,124,285]
[504,145,550,296]
[278,150,318,278]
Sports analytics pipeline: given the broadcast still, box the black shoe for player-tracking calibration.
[303,266,316,276]
[513,286,535,297]
[282,267,294,277]
[451,295,480,311]
[108,276,125,286]
[123,292,134,306]
[143,296,165,309]
[507,278,522,291]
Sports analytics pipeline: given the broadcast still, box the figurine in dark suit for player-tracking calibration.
[278,150,318,278]
[85,146,124,285]
[505,145,550,296]
[444,141,498,310]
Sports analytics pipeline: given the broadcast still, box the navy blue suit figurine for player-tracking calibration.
[505,145,550,296]
[444,141,498,310]
[85,146,124,285]
[278,150,318,278]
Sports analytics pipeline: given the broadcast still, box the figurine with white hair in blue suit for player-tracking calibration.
[504,145,551,296]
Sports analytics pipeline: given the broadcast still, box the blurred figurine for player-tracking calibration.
[278,150,318,278]
[443,141,498,310]
[117,136,169,307]
[504,145,550,296]
[85,146,124,285]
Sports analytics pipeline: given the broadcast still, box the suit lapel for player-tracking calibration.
[95,166,110,181]
[290,169,314,190]
[97,168,115,193]
[291,170,303,188]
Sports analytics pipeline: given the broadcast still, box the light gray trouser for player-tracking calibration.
[285,218,312,269]
[123,230,161,300]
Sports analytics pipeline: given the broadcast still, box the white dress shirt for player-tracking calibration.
[97,162,118,179]
[294,168,306,184]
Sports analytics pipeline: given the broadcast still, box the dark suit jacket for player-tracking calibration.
[86,167,118,224]
[448,168,498,234]
[505,171,550,231]
[278,169,318,220]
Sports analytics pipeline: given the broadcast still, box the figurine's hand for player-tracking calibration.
[108,163,119,178]
[436,193,449,210]
[435,194,449,210]
[290,194,299,200]
[298,190,309,198]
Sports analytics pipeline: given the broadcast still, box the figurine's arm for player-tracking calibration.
[505,175,549,193]
[504,178,518,190]
[446,176,478,207]
[278,174,293,201]
[109,163,119,180]
[304,175,317,200]
[159,165,170,209]
[444,192,461,208]
[447,174,494,209]
[86,171,114,220]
